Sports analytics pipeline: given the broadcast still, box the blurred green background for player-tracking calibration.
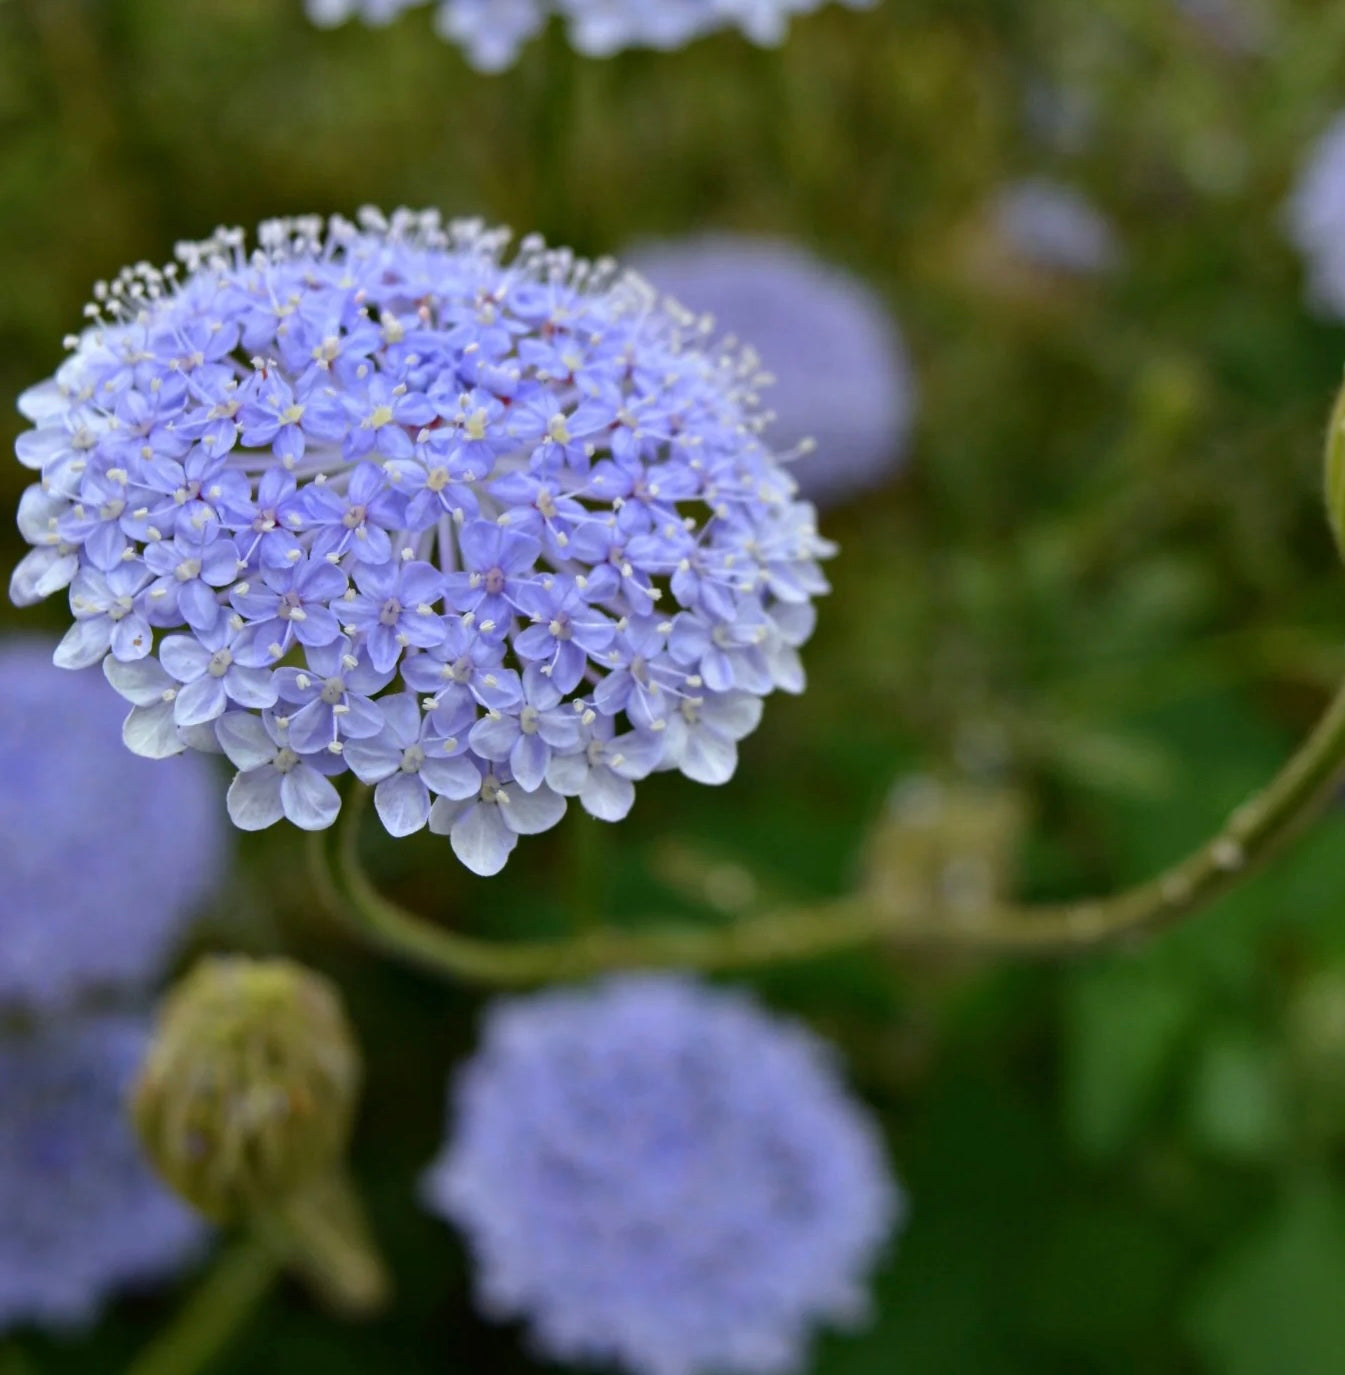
[10,0,1345,1371]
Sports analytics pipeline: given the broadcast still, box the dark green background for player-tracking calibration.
[8,0,1345,1370]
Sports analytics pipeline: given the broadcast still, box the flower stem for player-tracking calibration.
[124,1239,280,1375]
[315,677,1345,984]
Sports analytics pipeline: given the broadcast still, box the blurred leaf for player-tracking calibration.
[1064,958,1200,1157]
[1186,1028,1286,1162]
[1187,1178,1345,1375]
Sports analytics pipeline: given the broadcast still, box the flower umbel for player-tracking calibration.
[11,210,832,875]
[423,974,901,1375]
[0,1015,206,1333]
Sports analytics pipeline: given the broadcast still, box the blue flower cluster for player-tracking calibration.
[0,638,223,1012]
[625,234,914,508]
[0,1015,206,1333]
[1286,111,1345,317]
[424,975,900,1375]
[306,0,874,71]
[11,210,832,875]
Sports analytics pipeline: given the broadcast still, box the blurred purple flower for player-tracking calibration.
[0,1014,206,1332]
[424,975,902,1375]
[0,639,224,1012]
[625,234,915,508]
[990,178,1122,277]
[1286,112,1345,318]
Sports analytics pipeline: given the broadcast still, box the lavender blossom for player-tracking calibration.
[1286,111,1345,318]
[305,0,876,72]
[11,210,832,875]
[989,178,1121,277]
[0,639,224,1012]
[625,235,915,507]
[0,1014,206,1332]
[424,975,901,1375]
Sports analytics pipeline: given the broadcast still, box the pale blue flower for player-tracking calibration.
[13,211,832,873]
[0,639,224,1012]
[1286,111,1345,317]
[625,234,915,507]
[990,178,1122,277]
[0,1014,206,1332]
[424,975,901,1375]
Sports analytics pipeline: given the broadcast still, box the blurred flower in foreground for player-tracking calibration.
[626,235,915,507]
[990,179,1122,278]
[133,956,388,1314]
[306,0,875,72]
[133,956,361,1222]
[424,975,900,1375]
[0,638,223,1012]
[10,210,831,875]
[1285,112,1345,318]
[0,1014,205,1333]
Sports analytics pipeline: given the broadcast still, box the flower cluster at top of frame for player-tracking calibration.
[424,974,901,1375]
[307,0,874,72]
[11,208,831,875]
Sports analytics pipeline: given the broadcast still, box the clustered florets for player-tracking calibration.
[11,209,832,874]
[0,639,223,1011]
[423,975,901,1375]
[0,1016,206,1332]
[306,0,874,72]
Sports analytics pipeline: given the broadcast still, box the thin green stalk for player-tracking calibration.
[124,1239,280,1375]
[313,674,1345,985]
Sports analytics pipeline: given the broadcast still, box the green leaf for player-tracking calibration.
[1186,1029,1286,1162]
[1187,1179,1345,1375]
[1063,959,1200,1157]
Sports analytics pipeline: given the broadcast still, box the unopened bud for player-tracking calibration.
[132,956,361,1222]
[861,774,1028,925]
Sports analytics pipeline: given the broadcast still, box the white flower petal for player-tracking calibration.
[227,767,286,830]
[104,654,175,707]
[680,726,738,786]
[280,765,341,831]
[452,803,516,876]
[53,618,111,670]
[215,712,278,771]
[123,701,188,759]
[579,766,634,822]
[374,771,430,836]
[502,782,567,835]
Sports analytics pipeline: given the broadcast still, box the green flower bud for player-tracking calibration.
[132,956,361,1223]
[862,774,1028,923]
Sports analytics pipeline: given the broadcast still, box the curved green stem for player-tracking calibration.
[313,674,1345,986]
[124,1239,279,1375]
